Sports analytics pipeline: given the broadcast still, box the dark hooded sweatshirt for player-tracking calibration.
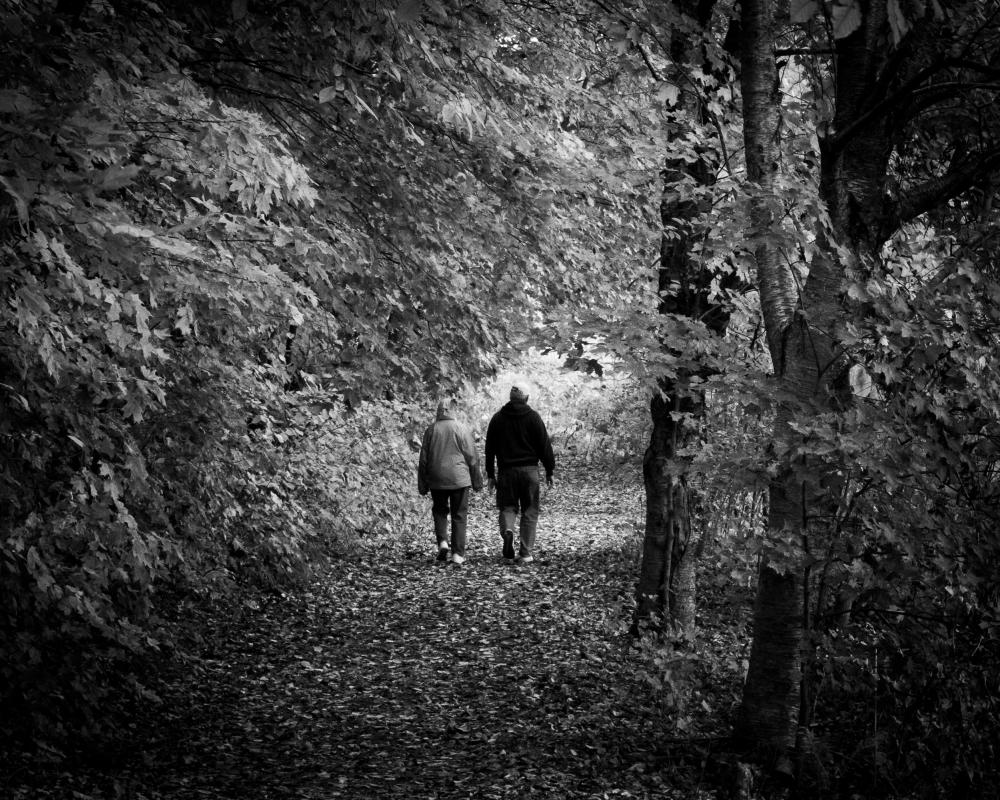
[484,399,555,481]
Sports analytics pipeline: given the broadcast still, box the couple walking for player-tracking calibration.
[417,383,555,566]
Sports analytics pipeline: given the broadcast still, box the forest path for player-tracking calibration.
[96,461,734,799]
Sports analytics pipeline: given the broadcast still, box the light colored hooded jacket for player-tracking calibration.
[417,403,483,493]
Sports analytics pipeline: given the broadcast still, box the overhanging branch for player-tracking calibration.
[895,146,1000,228]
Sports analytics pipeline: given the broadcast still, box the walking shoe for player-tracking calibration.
[516,554,535,565]
[501,530,515,560]
[437,542,450,562]
[451,553,465,566]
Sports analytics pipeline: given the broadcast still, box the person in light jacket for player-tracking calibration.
[418,399,483,565]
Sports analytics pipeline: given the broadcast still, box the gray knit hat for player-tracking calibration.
[509,384,528,402]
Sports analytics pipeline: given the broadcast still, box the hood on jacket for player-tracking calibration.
[500,399,532,417]
[436,400,455,420]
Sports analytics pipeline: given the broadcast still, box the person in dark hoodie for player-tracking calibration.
[418,398,483,565]
[484,383,555,564]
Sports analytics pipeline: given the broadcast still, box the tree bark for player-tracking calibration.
[633,0,734,637]
[634,180,720,634]
[671,483,701,635]
[636,391,679,625]
[734,0,805,765]
[735,0,892,767]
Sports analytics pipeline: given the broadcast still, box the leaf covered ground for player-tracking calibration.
[6,459,750,799]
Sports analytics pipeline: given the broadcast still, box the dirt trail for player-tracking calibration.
[16,462,737,799]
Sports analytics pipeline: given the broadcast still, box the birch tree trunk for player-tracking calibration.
[734,0,805,768]
[736,0,889,768]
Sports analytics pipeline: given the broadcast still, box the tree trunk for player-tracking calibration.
[633,0,735,636]
[671,482,701,636]
[634,225,718,633]
[737,564,803,769]
[636,392,678,626]
[734,0,805,765]
[735,0,893,769]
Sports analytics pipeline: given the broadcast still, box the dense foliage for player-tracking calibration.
[802,225,1000,796]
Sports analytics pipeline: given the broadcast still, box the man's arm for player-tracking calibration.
[532,412,555,481]
[542,435,555,480]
